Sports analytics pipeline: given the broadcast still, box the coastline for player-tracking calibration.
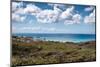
[12,36,96,66]
[12,33,96,43]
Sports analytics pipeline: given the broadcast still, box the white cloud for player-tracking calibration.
[59,6,82,25]
[84,6,94,12]
[64,13,82,25]
[23,4,61,24]
[35,5,82,24]
[12,2,84,25]
[84,9,95,23]
[24,4,60,23]
[21,27,41,31]
[60,6,74,20]
[12,13,26,22]
[72,14,82,23]
[20,26,56,32]
[64,20,74,25]
[35,3,62,23]
[12,2,18,12]
[12,3,41,15]
[24,4,41,16]
[12,3,42,23]
[12,13,20,22]
[12,2,26,22]
[14,8,25,14]
[12,2,23,12]
[36,8,61,23]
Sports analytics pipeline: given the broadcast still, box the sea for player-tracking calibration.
[12,33,96,43]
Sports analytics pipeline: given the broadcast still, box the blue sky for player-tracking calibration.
[12,1,96,34]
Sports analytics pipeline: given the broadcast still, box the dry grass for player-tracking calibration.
[12,37,96,67]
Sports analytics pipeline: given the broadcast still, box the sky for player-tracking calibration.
[12,1,96,34]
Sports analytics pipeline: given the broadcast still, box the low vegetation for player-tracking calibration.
[12,36,96,67]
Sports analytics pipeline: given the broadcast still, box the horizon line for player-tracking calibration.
[12,32,96,35]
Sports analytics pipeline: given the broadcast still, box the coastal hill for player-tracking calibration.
[12,36,96,66]
[78,41,96,49]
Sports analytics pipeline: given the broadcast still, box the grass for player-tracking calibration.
[12,37,96,66]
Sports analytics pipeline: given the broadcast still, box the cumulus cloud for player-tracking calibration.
[36,10,55,23]
[64,14,82,25]
[22,4,81,24]
[36,7,61,23]
[59,6,82,25]
[12,2,23,12]
[84,6,94,12]
[84,9,95,23]
[12,13,26,22]
[23,4,62,23]
[14,8,25,14]
[12,2,26,22]
[12,2,95,25]
[12,3,41,15]
[24,4,41,16]
[12,2,82,24]
[12,13,20,22]
[60,6,74,20]
[21,4,62,23]
[72,14,82,23]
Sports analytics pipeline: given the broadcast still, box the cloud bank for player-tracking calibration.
[84,9,95,23]
[12,2,96,25]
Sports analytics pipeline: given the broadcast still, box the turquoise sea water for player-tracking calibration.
[13,33,96,43]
